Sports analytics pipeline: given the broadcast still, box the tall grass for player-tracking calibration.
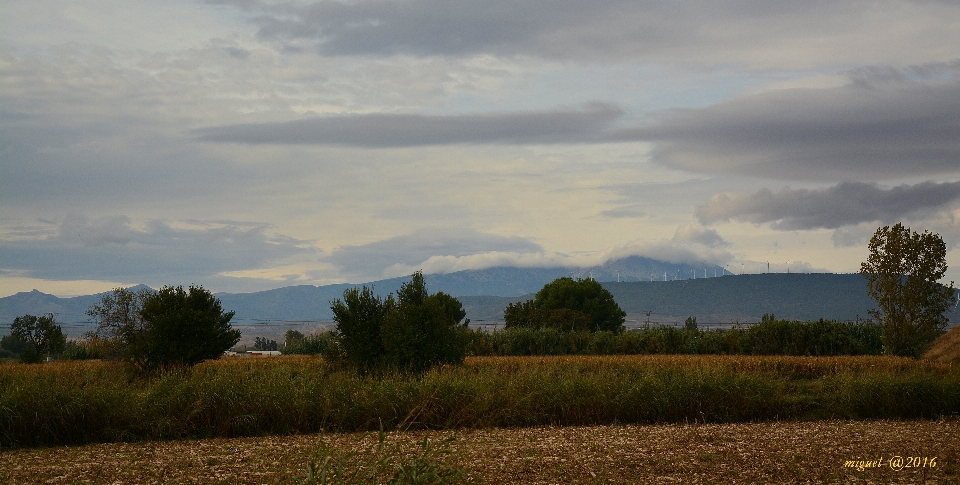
[2,355,957,448]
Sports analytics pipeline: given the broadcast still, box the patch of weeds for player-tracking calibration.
[298,426,465,485]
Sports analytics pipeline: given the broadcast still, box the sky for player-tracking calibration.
[1,0,959,297]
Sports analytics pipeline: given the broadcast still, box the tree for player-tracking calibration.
[284,329,305,348]
[130,285,240,370]
[10,314,66,363]
[684,316,698,332]
[330,272,470,373]
[86,286,153,357]
[331,285,391,372]
[254,337,278,351]
[860,223,955,357]
[381,272,470,372]
[505,277,626,333]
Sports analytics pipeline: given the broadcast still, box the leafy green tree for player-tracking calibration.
[284,329,305,348]
[10,314,66,363]
[684,316,698,332]
[505,277,626,333]
[86,286,153,357]
[130,285,241,370]
[860,223,955,357]
[0,333,29,359]
[381,272,469,372]
[331,272,469,373]
[331,285,391,372]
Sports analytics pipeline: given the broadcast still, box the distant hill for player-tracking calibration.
[606,273,885,323]
[3,267,957,337]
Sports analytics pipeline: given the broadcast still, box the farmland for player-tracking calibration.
[2,420,957,484]
[2,355,958,449]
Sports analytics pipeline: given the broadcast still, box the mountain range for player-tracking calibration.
[2,256,957,337]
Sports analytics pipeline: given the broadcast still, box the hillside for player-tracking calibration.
[3,271,957,336]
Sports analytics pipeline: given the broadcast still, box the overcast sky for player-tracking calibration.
[2,0,959,297]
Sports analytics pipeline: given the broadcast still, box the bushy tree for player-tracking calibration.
[130,285,240,370]
[331,285,391,371]
[86,286,153,357]
[505,277,625,333]
[331,272,469,373]
[0,333,29,359]
[284,329,305,347]
[860,223,955,357]
[10,314,66,363]
[381,273,470,372]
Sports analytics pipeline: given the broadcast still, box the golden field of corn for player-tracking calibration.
[926,325,960,365]
[2,419,957,484]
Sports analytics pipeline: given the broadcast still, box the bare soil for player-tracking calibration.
[3,420,957,484]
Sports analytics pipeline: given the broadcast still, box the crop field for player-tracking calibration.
[2,420,957,484]
[2,355,959,449]
[2,354,959,483]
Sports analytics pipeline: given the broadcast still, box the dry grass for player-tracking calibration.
[926,326,960,365]
[2,419,957,484]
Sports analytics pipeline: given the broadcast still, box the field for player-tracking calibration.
[2,420,957,484]
[2,354,959,483]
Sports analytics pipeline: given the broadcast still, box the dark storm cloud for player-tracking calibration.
[610,68,960,181]
[696,181,960,230]
[194,103,622,146]
[325,228,543,278]
[0,214,313,282]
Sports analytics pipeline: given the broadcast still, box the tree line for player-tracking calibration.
[1,223,955,369]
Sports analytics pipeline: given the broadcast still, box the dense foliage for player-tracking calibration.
[6,314,66,363]
[505,277,626,332]
[469,316,883,357]
[281,330,335,356]
[86,286,153,359]
[860,223,955,357]
[131,285,241,370]
[330,272,470,373]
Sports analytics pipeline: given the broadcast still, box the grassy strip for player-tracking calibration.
[1,355,958,448]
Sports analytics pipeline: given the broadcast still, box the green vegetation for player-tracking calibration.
[860,223,955,357]
[131,285,241,371]
[2,354,957,448]
[283,330,336,356]
[504,277,626,332]
[469,316,883,357]
[7,314,66,363]
[330,272,470,373]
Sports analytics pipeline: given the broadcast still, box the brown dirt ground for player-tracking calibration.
[2,420,957,484]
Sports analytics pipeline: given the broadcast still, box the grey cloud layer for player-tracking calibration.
[615,69,960,180]
[194,103,621,146]
[0,214,313,283]
[223,0,960,66]
[194,67,960,181]
[697,181,960,230]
